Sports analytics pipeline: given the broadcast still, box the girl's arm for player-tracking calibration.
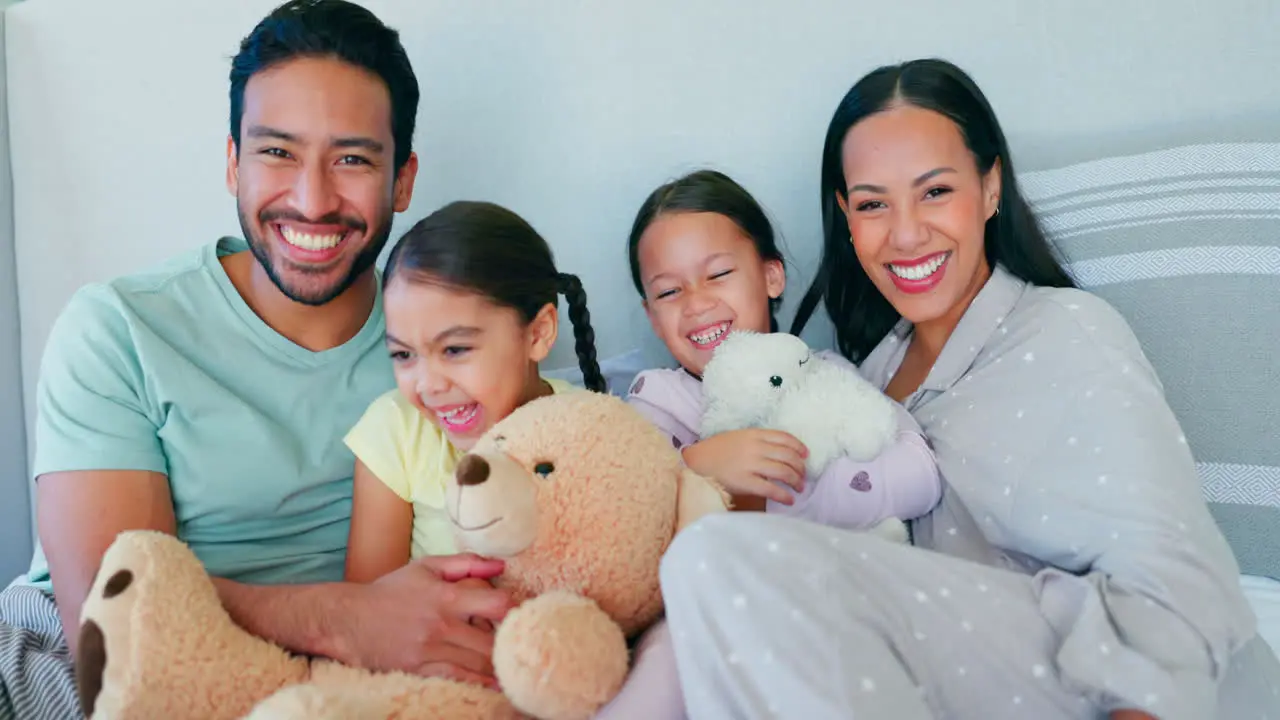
[789,350,942,527]
[777,406,941,529]
[344,459,414,583]
[341,391,420,582]
[625,370,701,451]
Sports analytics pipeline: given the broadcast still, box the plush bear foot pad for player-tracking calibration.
[75,531,515,720]
[242,675,518,720]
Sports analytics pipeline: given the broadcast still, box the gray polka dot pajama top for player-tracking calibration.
[659,264,1280,719]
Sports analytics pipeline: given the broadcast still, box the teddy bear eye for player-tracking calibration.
[533,461,555,477]
[769,375,783,388]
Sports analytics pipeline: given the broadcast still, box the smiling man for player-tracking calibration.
[0,3,514,718]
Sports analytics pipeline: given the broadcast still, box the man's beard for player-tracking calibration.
[238,203,393,307]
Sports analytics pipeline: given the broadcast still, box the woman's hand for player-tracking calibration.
[682,429,808,505]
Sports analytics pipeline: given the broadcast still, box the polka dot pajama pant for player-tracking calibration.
[659,512,1280,719]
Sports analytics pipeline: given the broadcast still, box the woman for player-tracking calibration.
[658,58,1280,719]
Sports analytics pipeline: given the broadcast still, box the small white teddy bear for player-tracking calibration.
[700,330,900,479]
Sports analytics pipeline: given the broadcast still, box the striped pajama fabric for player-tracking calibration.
[0,584,81,720]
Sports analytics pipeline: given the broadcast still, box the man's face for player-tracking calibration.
[226,55,417,306]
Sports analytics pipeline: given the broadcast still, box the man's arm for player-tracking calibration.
[211,576,349,660]
[37,470,176,655]
[215,554,511,686]
[38,468,512,682]
[36,470,336,659]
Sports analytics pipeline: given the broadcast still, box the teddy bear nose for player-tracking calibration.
[456,455,490,486]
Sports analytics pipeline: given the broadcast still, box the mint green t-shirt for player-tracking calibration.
[22,237,395,593]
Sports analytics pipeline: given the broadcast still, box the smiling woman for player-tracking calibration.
[661,58,1280,720]
[793,61,1075,370]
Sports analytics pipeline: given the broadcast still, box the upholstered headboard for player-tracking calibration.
[1020,143,1280,580]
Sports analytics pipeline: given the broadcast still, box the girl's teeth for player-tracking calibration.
[889,253,948,280]
[690,323,729,345]
[439,405,478,424]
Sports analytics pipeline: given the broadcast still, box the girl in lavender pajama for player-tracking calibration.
[594,168,944,719]
[625,359,941,532]
[657,58,1280,720]
[620,168,941,527]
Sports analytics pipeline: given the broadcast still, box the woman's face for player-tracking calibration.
[837,103,1000,330]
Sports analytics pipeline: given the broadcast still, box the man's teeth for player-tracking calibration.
[689,323,730,346]
[281,226,344,251]
[889,253,949,280]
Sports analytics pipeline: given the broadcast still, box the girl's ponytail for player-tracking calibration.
[557,272,607,394]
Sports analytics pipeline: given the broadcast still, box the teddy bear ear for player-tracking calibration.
[675,468,732,533]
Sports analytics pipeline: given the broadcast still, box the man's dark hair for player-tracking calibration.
[228,0,419,170]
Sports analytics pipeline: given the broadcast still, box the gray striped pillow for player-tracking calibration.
[1019,143,1280,580]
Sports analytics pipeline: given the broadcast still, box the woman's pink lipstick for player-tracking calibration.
[886,251,951,294]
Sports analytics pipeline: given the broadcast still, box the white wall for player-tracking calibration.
[0,0,32,581]
[7,0,1280,472]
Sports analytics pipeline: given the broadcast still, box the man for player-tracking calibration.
[0,2,512,718]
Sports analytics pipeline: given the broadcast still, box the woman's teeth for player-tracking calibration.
[689,322,730,347]
[888,252,949,280]
[281,226,344,250]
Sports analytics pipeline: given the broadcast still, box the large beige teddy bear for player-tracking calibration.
[74,390,730,720]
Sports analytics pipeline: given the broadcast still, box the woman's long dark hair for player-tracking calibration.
[384,201,607,393]
[790,58,1075,362]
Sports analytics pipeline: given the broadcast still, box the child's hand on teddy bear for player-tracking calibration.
[682,428,809,507]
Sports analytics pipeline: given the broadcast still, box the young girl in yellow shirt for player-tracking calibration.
[342,199,605,587]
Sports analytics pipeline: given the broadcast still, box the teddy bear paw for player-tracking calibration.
[494,590,629,720]
[243,683,392,720]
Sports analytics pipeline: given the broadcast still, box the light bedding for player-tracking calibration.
[1243,574,1280,656]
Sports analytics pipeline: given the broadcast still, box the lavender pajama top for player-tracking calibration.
[625,349,943,529]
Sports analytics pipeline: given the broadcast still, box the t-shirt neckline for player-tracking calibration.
[204,236,386,368]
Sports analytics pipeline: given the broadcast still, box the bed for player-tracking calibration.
[1244,575,1280,655]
